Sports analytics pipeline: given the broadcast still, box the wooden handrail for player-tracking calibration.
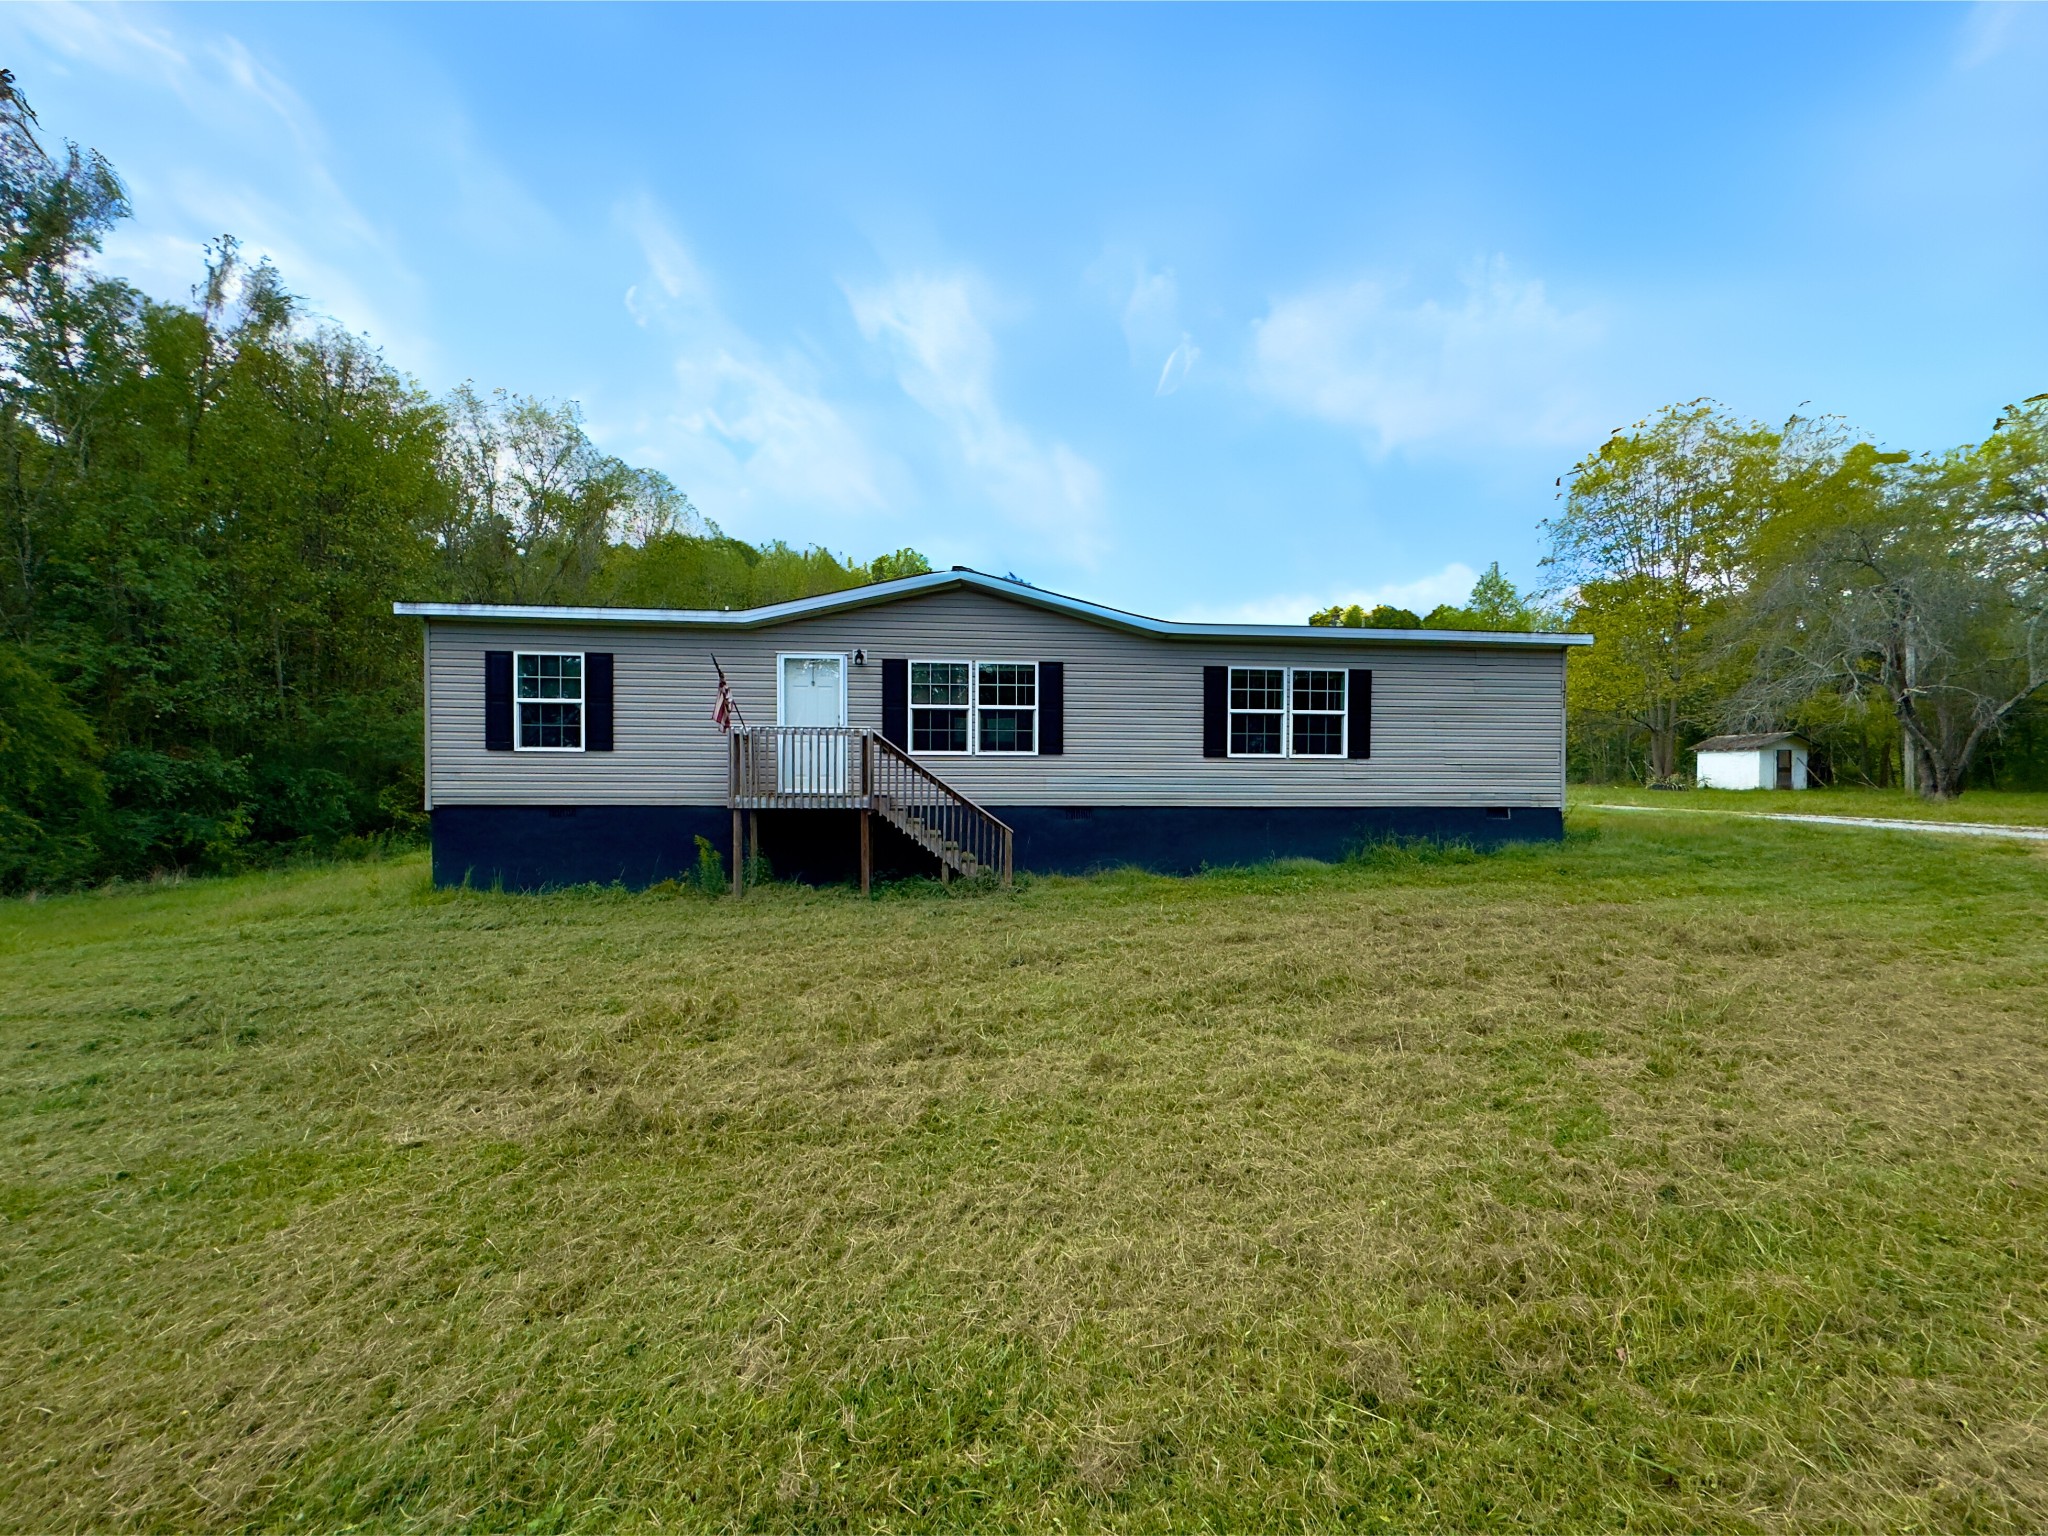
[865,732,1012,831]
[726,726,1013,887]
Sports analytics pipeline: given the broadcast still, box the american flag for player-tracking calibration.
[710,656,737,732]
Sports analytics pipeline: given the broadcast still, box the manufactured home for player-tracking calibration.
[394,569,1592,890]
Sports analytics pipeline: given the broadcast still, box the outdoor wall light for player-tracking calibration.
[853,648,868,667]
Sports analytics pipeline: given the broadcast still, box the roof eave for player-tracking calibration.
[1691,732,1808,752]
[391,570,1595,648]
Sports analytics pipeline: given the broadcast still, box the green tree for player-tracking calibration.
[600,531,918,612]
[1735,405,2048,799]
[0,642,104,890]
[0,68,138,650]
[1544,402,1780,780]
[1311,567,1546,633]
[1308,602,1422,629]
[1420,563,1547,631]
[866,547,933,583]
[434,386,684,604]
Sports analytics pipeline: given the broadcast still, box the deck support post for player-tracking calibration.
[858,732,872,898]
[747,811,759,877]
[727,732,743,899]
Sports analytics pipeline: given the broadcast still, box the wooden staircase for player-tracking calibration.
[728,726,1013,894]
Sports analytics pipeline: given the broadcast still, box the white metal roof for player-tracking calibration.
[392,567,1594,649]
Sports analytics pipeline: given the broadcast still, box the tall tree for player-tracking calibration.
[1421,563,1548,631]
[0,68,136,649]
[434,386,691,604]
[1735,405,2048,799]
[1543,402,1779,779]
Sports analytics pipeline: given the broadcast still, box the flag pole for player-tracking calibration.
[710,654,749,897]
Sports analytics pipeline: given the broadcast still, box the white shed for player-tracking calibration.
[1692,732,1810,791]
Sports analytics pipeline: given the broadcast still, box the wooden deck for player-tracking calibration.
[726,727,1013,895]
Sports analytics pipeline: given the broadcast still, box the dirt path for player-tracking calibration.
[1587,804,2048,842]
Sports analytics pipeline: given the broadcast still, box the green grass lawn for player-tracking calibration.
[4,813,2047,1531]
[1574,784,2048,826]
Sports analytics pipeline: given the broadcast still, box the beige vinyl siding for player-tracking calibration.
[422,620,435,812]
[421,587,1568,808]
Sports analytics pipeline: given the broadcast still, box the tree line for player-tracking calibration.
[1309,561,1548,634]
[1543,400,2047,796]
[0,76,926,891]
[1313,401,2048,800]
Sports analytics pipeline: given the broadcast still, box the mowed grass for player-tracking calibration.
[3,814,2048,1532]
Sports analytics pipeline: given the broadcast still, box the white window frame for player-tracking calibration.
[513,650,586,753]
[908,659,972,755]
[1226,665,1347,760]
[974,660,1039,756]
[1289,667,1348,759]
[774,652,850,727]
[1226,666,1286,759]
[907,658,1039,757]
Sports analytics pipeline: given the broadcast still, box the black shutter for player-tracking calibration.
[1348,668,1372,759]
[1038,661,1064,755]
[485,650,513,751]
[1203,665,1227,758]
[585,652,614,751]
[881,658,909,748]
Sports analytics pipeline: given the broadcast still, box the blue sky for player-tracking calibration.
[5,4,2046,620]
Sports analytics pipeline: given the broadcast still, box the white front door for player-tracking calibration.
[778,653,847,793]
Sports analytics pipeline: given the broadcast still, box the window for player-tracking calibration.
[977,663,1036,753]
[1229,668,1285,755]
[909,659,1038,755]
[516,651,583,750]
[1228,666,1345,758]
[911,661,969,752]
[1291,669,1346,756]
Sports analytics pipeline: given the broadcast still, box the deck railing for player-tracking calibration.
[730,726,862,809]
[727,726,1013,891]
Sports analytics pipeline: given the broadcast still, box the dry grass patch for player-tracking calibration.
[3,812,2047,1530]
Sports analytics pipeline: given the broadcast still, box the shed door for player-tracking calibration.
[778,654,847,794]
[1775,749,1793,790]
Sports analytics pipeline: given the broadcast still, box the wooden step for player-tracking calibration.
[876,802,979,877]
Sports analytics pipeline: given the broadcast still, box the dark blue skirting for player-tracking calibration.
[431,805,733,891]
[997,804,1560,876]
[431,803,1562,890]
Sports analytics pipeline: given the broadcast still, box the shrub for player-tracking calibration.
[693,834,726,894]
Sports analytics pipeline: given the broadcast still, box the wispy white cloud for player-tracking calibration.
[1251,258,1606,454]
[622,197,715,318]
[7,2,187,81]
[847,271,1106,558]
[1155,337,1199,397]
[617,197,888,519]
[1120,258,1200,396]
[1171,562,1478,625]
[3,3,433,368]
